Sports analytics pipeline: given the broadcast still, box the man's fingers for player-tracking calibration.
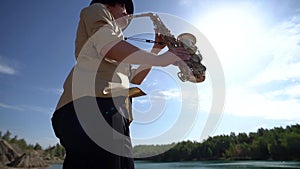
[169,47,191,61]
[154,28,159,35]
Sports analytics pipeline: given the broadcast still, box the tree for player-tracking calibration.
[237,133,249,144]
[133,124,300,162]
[2,130,11,141]
[200,142,213,159]
[282,132,300,160]
[34,143,43,150]
[231,143,251,159]
[16,138,28,150]
[54,143,65,159]
[268,141,285,160]
[251,137,269,160]
[10,135,18,143]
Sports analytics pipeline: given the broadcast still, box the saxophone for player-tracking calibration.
[130,13,206,83]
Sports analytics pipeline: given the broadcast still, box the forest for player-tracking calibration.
[134,124,300,161]
[1,124,299,164]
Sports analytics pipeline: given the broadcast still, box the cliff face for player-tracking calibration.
[7,151,48,168]
[0,139,48,168]
[0,139,21,166]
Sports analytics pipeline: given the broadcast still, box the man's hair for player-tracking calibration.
[90,0,123,6]
[89,0,134,14]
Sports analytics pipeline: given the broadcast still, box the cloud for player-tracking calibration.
[0,102,24,111]
[134,88,180,106]
[134,99,148,105]
[223,14,300,121]
[156,88,181,99]
[38,87,63,95]
[0,56,17,75]
[0,102,53,114]
[21,105,54,114]
[225,86,300,121]
[249,15,300,86]
[0,63,16,75]
[179,0,191,5]
[144,79,159,88]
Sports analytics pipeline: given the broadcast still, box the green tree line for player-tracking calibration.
[135,124,300,161]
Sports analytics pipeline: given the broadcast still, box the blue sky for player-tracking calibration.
[0,0,300,148]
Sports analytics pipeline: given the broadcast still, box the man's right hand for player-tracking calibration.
[159,47,191,67]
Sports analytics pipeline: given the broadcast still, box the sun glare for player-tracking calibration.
[197,6,263,68]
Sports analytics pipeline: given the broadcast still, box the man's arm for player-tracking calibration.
[130,34,166,84]
[101,40,189,67]
[130,65,151,85]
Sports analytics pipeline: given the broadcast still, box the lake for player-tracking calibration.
[46,161,300,169]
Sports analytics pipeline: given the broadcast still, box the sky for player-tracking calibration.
[0,0,300,148]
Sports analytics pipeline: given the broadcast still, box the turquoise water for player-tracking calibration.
[46,161,300,169]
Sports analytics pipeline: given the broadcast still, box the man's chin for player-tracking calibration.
[117,18,130,30]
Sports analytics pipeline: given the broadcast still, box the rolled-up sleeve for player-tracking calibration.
[82,4,114,37]
[76,3,123,59]
[90,24,122,58]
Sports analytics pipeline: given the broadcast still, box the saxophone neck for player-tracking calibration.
[129,12,155,19]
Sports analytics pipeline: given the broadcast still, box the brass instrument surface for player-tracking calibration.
[130,13,206,83]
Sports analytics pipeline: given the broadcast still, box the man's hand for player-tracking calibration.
[159,46,191,67]
[168,47,191,61]
[151,29,167,54]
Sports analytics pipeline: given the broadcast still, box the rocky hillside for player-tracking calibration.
[0,139,21,166]
[0,137,64,169]
[7,150,48,168]
[0,139,48,168]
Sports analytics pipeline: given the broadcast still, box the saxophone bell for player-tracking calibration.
[177,33,206,83]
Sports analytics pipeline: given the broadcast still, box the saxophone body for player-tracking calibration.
[131,13,206,83]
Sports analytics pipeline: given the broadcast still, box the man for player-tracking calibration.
[51,0,190,168]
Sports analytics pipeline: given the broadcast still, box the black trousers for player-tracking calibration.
[51,96,134,169]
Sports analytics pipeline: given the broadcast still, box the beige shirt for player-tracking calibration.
[56,3,132,110]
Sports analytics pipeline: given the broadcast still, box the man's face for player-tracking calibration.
[108,3,129,29]
[109,3,128,19]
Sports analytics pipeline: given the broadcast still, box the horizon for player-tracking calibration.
[1,122,299,149]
